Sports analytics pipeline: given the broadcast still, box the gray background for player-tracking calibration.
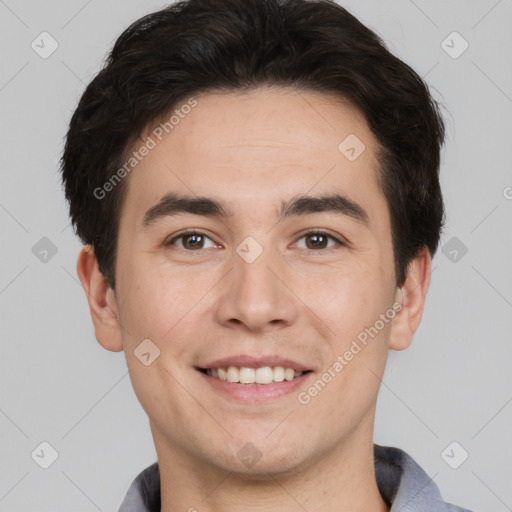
[0,0,511,510]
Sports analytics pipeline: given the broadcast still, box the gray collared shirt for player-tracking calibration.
[118,444,475,511]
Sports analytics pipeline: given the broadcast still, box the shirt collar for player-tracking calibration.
[118,444,472,512]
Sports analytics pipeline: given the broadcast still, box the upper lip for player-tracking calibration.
[198,355,313,372]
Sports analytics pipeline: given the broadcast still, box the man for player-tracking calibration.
[60,0,474,510]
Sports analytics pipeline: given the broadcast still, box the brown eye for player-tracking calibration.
[305,233,329,249]
[296,231,345,251]
[182,234,205,249]
[166,231,216,250]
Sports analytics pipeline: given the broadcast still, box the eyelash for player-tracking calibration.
[164,228,346,252]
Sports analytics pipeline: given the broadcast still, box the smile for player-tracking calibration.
[196,365,314,402]
[199,366,311,384]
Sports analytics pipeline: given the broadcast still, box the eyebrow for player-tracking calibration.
[141,192,369,229]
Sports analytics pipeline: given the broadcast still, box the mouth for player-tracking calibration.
[196,365,314,402]
[197,366,313,384]
[195,355,315,402]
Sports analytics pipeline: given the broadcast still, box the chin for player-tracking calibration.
[230,457,306,481]
[212,436,308,479]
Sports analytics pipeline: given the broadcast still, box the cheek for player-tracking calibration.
[298,264,393,409]
[300,259,392,335]
[116,252,204,338]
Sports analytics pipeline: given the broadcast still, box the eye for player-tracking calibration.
[295,230,345,251]
[164,229,345,252]
[165,230,218,250]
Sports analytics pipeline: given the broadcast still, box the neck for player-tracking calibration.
[153,416,389,512]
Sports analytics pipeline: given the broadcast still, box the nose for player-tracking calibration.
[213,244,299,333]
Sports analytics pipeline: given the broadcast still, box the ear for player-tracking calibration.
[76,245,123,352]
[388,246,431,351]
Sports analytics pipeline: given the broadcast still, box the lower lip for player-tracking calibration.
[196,369,314,402]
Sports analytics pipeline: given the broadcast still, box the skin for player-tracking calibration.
[77,87,431,512]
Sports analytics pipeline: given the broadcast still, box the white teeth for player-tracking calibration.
[205,365,306,384]
[239,367,255,383]
[273,366,285,382]
[284,368,295,381]
[226,366,239,382]
[255,367,273,384]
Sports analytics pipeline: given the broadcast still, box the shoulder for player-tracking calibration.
[374,444,476,512]
[118,462,161,512]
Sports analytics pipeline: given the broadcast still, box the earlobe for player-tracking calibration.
[76,245,124,352]
[388,246,431,351]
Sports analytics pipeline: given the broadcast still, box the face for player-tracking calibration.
[102,88,409,476]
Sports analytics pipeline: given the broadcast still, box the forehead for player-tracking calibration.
[122,87,386,226]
